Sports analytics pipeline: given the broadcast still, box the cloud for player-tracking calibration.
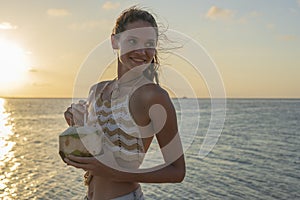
[206,6,235,21]
[237,11,261,24]
[266,23,275,30]
[0,22,17,30]
[277,34,297,41]
[102,1,120,10]
[28,67,38,73]
[68,20,110,31]
[298,0,300,6]
[249,11,261,18]
[47,9,71,17]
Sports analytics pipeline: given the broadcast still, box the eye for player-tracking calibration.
[128,38,137,45]
[145,41,155,48]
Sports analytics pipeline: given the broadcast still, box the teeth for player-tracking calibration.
[131,57,145,62]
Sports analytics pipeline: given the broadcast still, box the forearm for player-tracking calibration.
[110,156,185,183]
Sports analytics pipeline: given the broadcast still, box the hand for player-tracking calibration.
[64,155,113,178]
[64,100,87,126]
[64,106,75,126]
[64,148,120,178]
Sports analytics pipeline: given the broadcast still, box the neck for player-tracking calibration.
[117,59,145,84]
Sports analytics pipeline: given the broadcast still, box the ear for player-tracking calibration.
[111,34,119,49]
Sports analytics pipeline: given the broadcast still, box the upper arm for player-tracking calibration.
[133,85,184,165]
[150,89,183,164]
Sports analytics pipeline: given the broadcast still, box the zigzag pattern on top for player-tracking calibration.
[107,133,143,146]
[98,114,136,127]
[102,133,144,153]
[102,141,145,163]
[97,110,135,125]
[93,93,145,155]
[99,120,139,136]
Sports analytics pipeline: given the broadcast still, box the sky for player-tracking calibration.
[0,0,299,98]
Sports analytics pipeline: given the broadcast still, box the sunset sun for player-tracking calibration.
[0,38,29,87]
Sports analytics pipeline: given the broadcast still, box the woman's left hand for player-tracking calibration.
[64,149,120,178]
[64,155,109,177]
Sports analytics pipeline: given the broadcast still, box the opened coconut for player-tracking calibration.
[59,126,103,161]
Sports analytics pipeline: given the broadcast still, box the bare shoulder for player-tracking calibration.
[135,83,172,106]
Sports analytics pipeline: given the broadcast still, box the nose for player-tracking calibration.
[133,48,146,55]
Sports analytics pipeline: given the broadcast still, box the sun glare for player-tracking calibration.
[0,38,29,87]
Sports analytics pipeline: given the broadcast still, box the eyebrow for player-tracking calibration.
[126,35,156,41]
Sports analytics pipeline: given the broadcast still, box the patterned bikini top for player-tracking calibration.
[87,78,146,169]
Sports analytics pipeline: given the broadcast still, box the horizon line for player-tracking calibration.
[1,96,300,100]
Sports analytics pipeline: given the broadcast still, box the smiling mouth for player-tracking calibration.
[130,57,146,63]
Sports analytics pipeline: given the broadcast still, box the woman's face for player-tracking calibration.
[114,20,157,71]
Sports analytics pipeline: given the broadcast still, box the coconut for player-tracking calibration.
[59,126,103,161]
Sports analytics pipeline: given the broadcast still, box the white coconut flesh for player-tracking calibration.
[59,126,103,158]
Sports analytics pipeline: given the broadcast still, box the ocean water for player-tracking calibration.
[0,98,299,200]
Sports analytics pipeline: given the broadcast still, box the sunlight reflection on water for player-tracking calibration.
[0,98,16,199]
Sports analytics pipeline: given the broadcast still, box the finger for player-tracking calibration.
[73,116,84,126]
[78,100,86,105]
[64,158,93,170]
[71,103,86,113]
[68,155,96,164]
[64,111,74,126]
[64,107,73,116]
[68,118,75,126]
[71,110,85,126]
[67,106,73,112]
[64,111,73,119]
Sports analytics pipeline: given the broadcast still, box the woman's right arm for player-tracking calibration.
[63,82,107,126]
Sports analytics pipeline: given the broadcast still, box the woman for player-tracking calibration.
[64,6,185,200]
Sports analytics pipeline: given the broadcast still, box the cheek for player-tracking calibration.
[146,49,156,58]
[118,52,128,63]
[119,47,136,59]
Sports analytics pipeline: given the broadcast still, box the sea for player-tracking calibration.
[0,98,299,200]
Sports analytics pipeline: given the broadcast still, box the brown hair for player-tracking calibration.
[112,6,160,84]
